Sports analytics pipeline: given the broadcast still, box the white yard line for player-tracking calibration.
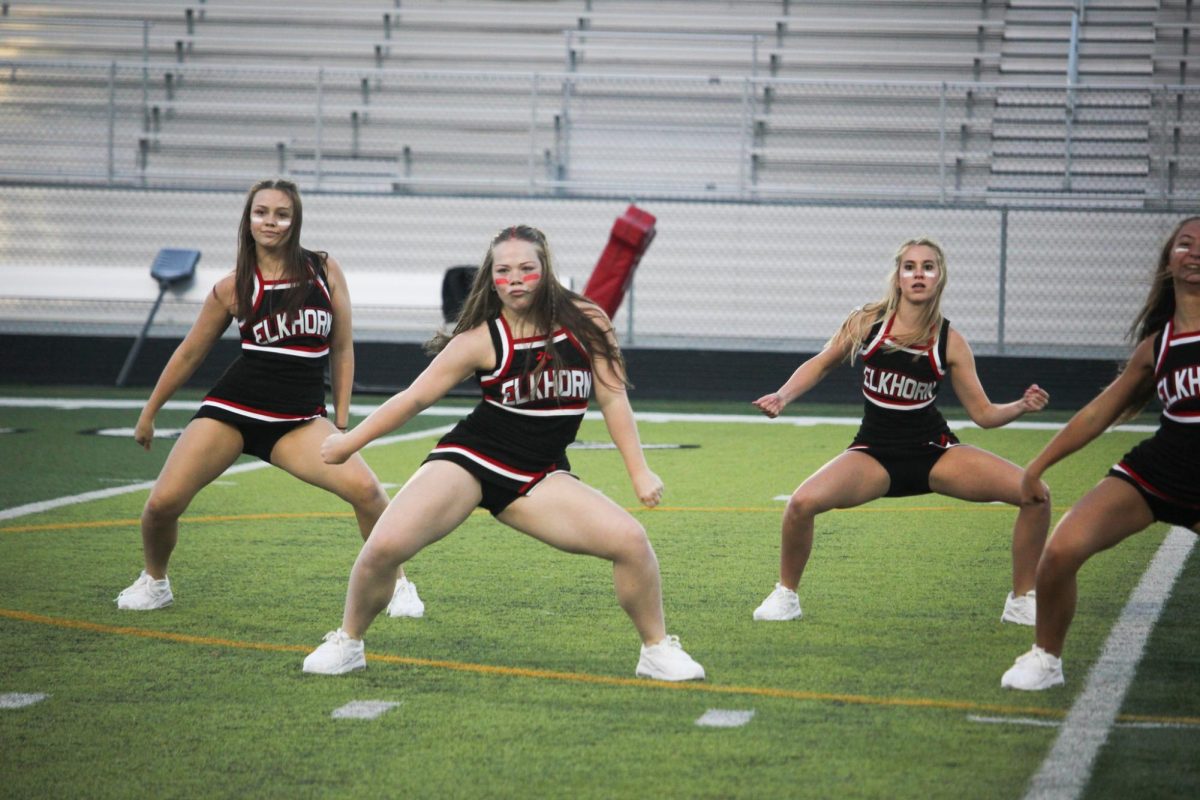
[0,419,453,521]
[0,396,1158,432]
[1022,526,1197,800]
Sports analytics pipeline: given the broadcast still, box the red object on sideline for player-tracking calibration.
[581,205,657,318]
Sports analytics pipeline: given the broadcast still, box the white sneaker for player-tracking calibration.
[635,635,705,681]
[752,582,802,621]
[302,629,366,675]
[1001,590,1036,626]
[116,570,173,610]
[1001,645,1064,691]
[387,576,425,618]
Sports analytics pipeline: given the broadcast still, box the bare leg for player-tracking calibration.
[1032,477,1153,656]
[499,474,668,644]
[269,418,413,579]
[140,418,244,578]
[778,451,890,590]
[930,445,1051,595]
[338,462,480,638]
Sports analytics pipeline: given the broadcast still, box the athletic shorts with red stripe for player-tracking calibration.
[1108,434,1200,528]
[423,421,577,515]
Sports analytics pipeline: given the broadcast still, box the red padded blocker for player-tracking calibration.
[582,205,656,318]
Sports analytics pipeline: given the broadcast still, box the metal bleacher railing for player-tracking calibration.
[1,58,1197,207]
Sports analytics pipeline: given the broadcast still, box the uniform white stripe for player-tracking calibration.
[863,393,936,411]
[198,399,321,422]
[482,317,513,382]
[239,342,329,358]
[431,445,537,482]
[483,398,587,417]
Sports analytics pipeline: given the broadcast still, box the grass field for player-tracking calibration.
[1,387,1197,799]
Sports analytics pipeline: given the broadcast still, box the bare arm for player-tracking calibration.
[751,338,851,418]
[946,328,1048,429]
[321,323,493,464]
[593,347,663,508]
[324,255,354,430]
[1021,336,1155,503]
[133,275,235,450]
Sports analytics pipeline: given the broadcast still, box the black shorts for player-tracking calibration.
[423,446,575,515]
[192,407,315,464]
[847,432,961,498]
[1108,466,1200,529]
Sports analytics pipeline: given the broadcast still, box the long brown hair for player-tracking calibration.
[827,237,949,364]
[426,225,629,389]
[1118,215,1200,421]
[234,178,321,321]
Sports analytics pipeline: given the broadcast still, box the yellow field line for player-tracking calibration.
[0,504,1051,535]
[3,606,1195,727]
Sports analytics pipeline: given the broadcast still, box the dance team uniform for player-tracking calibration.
[847,315,960,497]
[194,252,332,462]
[1108,319,1200,527]
[425,315,594,514]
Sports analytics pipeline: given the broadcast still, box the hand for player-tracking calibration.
[752,393,784,418]
[1020,469,1048,506]
[133,417,155,451]
[1020,384,1049,414]
[321,432,353,465]
[632,469,664,508]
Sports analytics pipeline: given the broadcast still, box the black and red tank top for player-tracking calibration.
[449,314,594,466]
[199,252,333,423]
[852,315,953,449]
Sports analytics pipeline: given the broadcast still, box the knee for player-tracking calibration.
[344,473,388,515]
[611,519,657,565]
[142,490,186,526]
[358,533,406,573]
[1038,528,1086,579]
[784,489,820,522]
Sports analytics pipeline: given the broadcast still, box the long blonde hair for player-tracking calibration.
[425,225,629,389]
[827,237,949,363]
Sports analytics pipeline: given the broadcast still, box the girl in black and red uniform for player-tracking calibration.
[751,238,1050,625]
[303,225,704,682]
[1002,216,1200,691]
[118,179,422,618]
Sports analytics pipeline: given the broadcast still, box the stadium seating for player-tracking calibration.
[2,0,1195,204]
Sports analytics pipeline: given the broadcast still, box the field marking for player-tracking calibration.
[2,605,1197,729]
[0,692,49,709]
[969,714,1200,730]
[1023,526,1198,800]
[0,502,1060,535]
[0,424,453,522]
[0,395,1160,434]
[331,700,401,720]
[696,709,756,728]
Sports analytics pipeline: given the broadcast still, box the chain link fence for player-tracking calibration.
[0,185,1191,360]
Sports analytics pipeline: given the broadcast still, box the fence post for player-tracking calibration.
[997,207,1009,355]
[107,61,117,184]
[739,77,753,198]
[528,73,540,193]
[314,67,324,189]
[938,82,947,203]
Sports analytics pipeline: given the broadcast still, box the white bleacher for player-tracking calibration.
[0,1,1196,210]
